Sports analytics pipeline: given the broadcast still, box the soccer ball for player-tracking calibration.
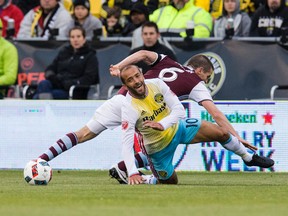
[23,158,52,185]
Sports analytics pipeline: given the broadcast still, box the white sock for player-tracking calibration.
[221,134,253,162]
[142,175,157,184]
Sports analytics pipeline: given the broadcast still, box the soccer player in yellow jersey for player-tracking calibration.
[119,64,274,185]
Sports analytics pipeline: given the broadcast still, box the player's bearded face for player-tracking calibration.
[123,69,146,98]
[127,79,146,97]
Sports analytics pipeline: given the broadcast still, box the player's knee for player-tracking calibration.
[217,128,230,142]
[75,128,97,143]
[159,171,178,184]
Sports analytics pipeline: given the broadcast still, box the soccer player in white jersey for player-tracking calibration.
[37,51,274,183]
[109,51,274,184]
[117,64,274,185]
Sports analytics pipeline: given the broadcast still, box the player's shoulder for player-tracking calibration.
[122,94,134,109]
[145,78,162,83]
[145,78,166,87]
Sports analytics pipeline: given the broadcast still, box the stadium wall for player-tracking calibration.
[0,100,285,172]
[15,39,288,100]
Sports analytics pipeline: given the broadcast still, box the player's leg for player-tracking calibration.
[158,171,178,184]
[190,120,252,160]
[146,126,186,185]
[190,120,274,168]
[38,121,106,161]
[110,139,178,184]
[38,95,124,162]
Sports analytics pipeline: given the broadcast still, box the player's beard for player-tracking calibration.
[128,82,146,98]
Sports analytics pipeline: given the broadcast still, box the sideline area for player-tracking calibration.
[0,100,285,171]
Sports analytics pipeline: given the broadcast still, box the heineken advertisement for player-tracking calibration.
[201,111,257,123]
[174,101,282,172]
[0,100,286,172]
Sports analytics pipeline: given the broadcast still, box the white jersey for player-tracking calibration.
[121,79,185,176]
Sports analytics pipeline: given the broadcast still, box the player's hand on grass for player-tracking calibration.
[143,121,164,131]
[239,138,258,151]
[109,64,120,77]
[128,174,144,185]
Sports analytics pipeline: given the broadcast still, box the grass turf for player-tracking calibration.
[0,170,287,216]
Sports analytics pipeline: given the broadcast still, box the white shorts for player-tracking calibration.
[86,94,124,134]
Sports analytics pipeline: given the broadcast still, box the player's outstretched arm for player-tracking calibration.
[110,50,158,77]
[201,100,258,151]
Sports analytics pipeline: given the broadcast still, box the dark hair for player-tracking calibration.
[130,3,149,20]
[187,54,214,73]
[141,21,159,33]
[68,26,86,38]
[106,6,122,19]
[120,65,142,84]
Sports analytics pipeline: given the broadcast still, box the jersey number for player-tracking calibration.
[185,118,198,128]
[158,67,184,82]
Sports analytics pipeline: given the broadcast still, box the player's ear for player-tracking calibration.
[195,67,204,75]
[194,67,200,75]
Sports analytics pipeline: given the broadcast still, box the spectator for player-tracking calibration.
[250,0,288,36]
[102,6,123,36]
[0,0,24,38]
[122,3,149,36]
[201,0,264,20]
[214,0,251,38]
[130,21,177,73]
[0,19,18,99]
[61,0,108,19]
[126,3,150,48]
[129,4,175,53]
[33,26,99,99]
[102,0,158,18]
[149,0,213,38]
[64,0,102,40]
[17,0,72,39]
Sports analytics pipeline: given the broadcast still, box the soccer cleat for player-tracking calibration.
[109,165,128,184]
[244,154,274,168]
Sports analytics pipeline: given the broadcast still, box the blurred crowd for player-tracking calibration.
[1,0,288,99]
[1,0,288,40]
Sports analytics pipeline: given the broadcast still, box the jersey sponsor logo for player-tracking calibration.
[184,52,226,97]
[122,121,128,130]
[154,93,164,103]
[142,104,166,121]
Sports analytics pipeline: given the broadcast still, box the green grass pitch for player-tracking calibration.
[0,170,288,216]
